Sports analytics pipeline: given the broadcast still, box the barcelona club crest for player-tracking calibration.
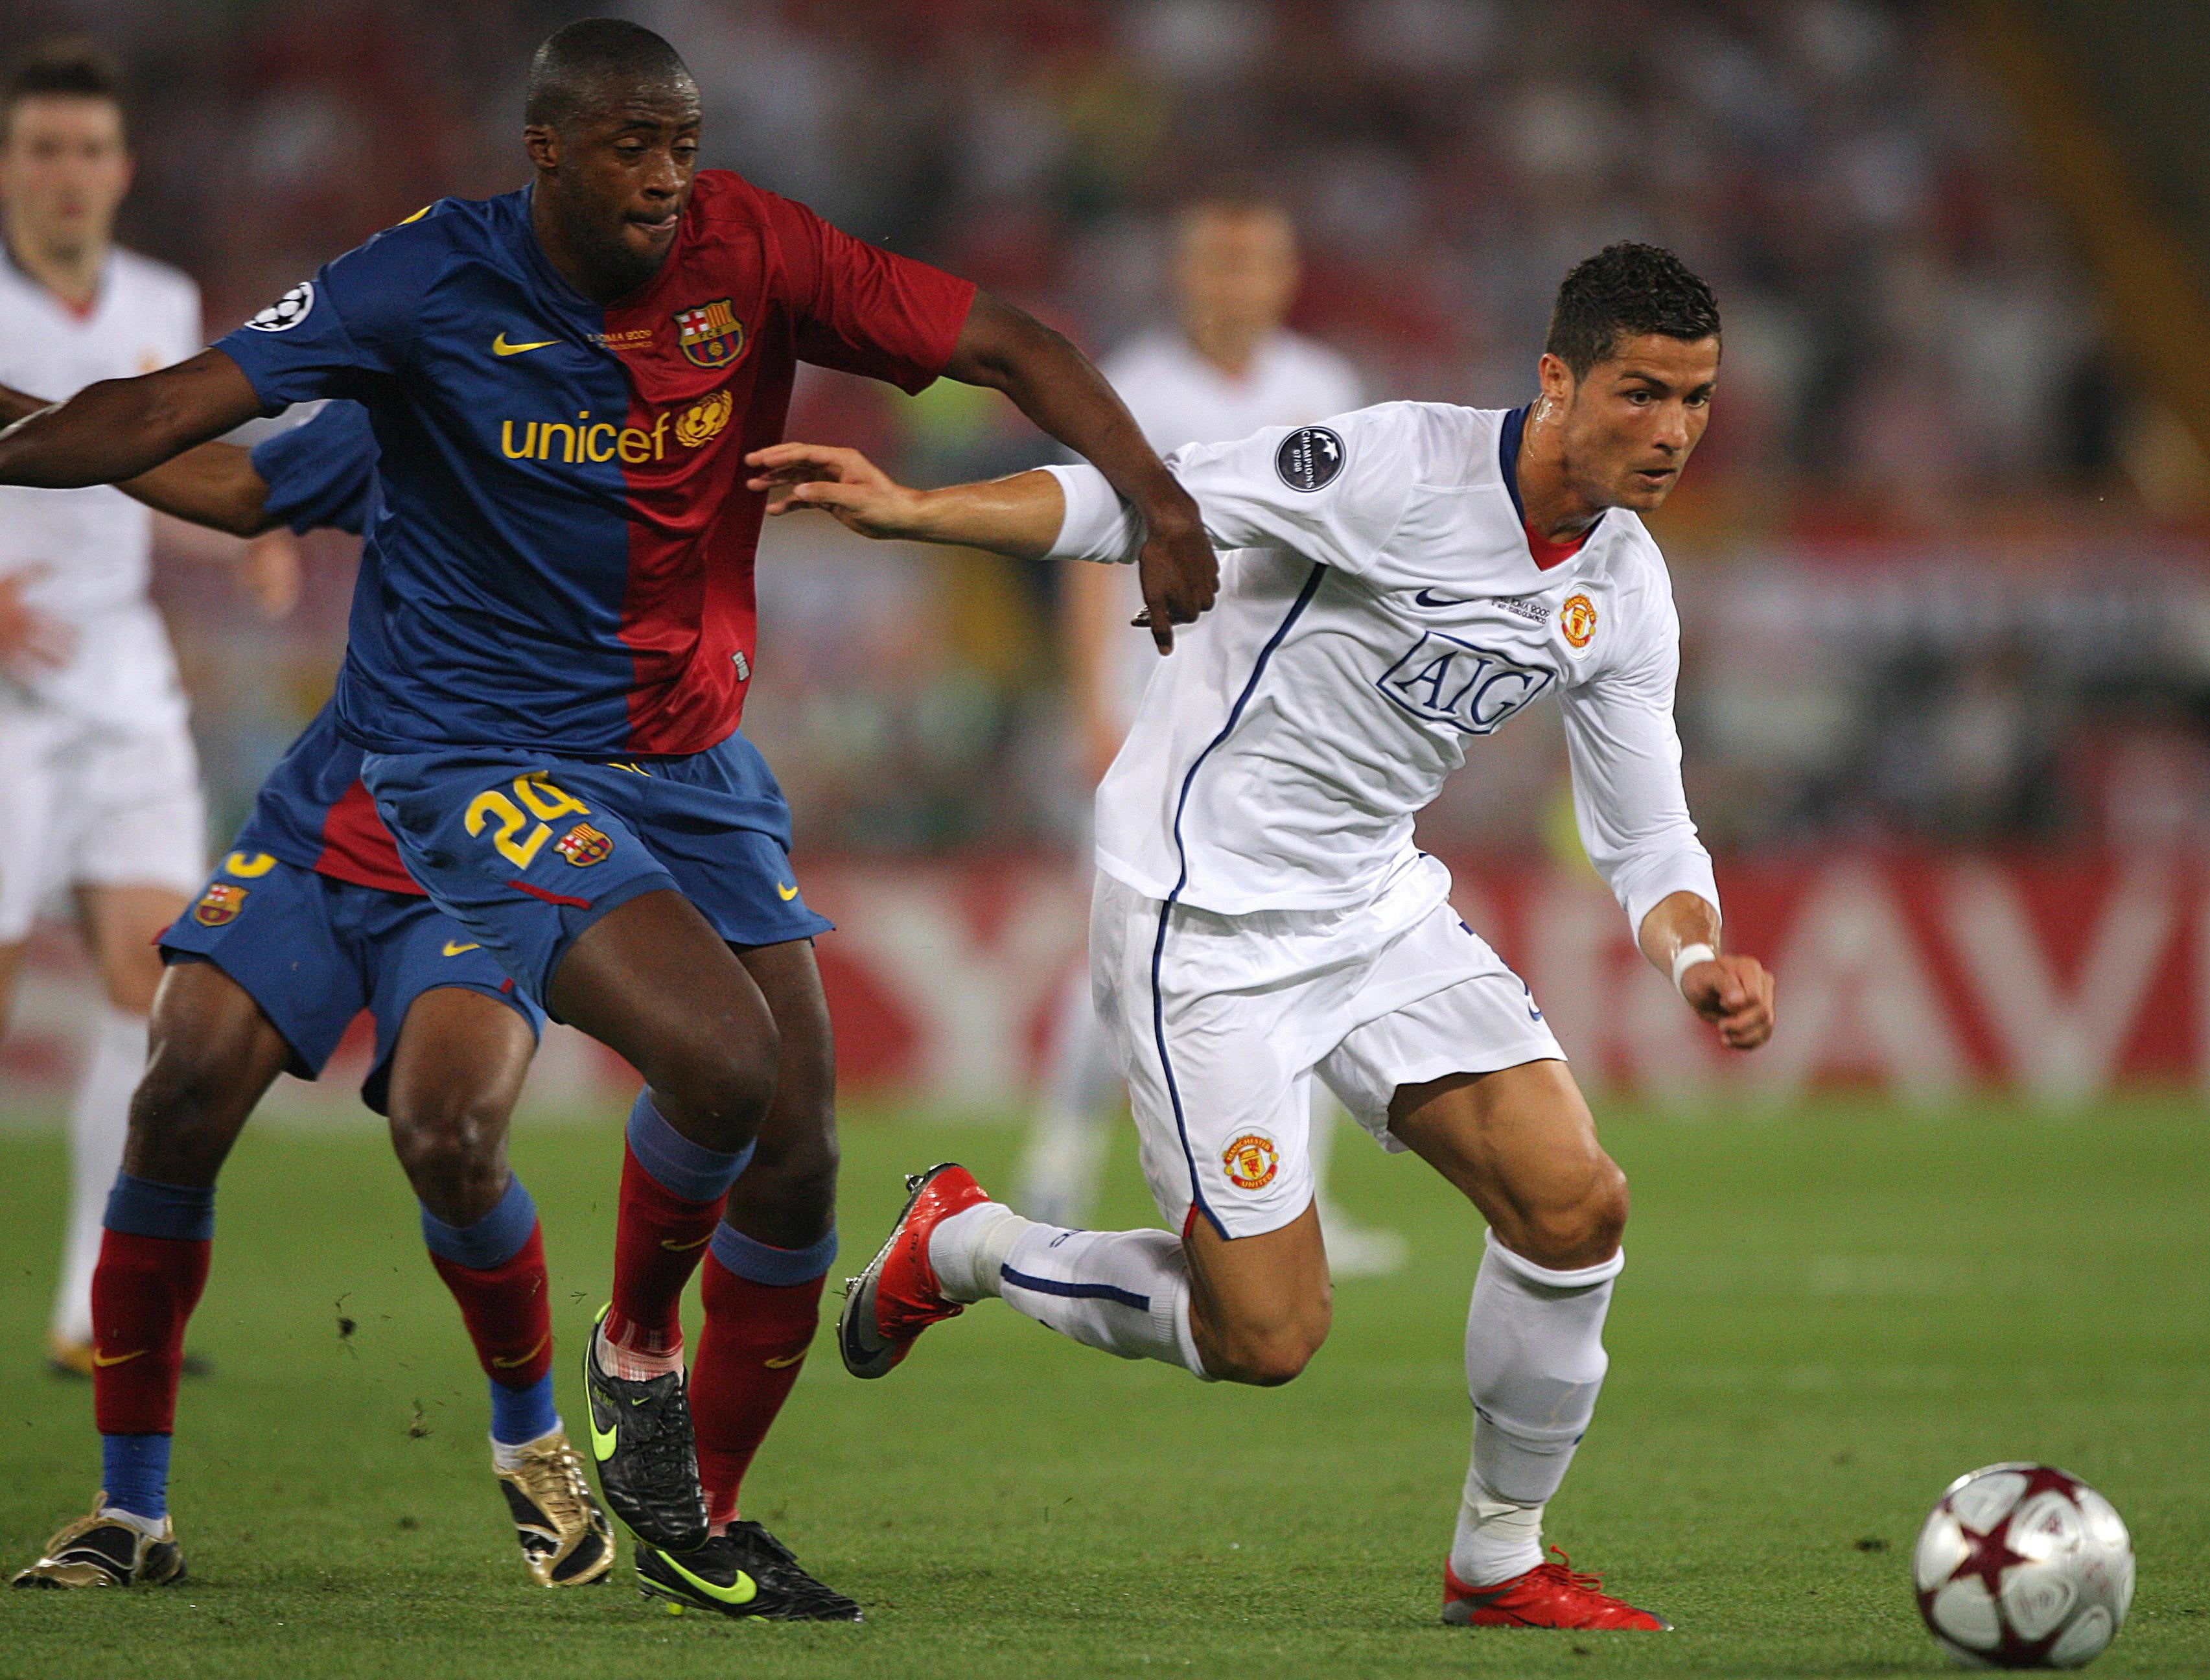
[554,822,613,867]
[192,883,248,927]
[673,299,745,369]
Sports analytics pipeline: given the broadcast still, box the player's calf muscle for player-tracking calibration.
[723,939,839,1246]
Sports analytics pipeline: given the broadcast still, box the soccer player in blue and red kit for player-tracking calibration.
[3,397,623,1596]
[0,19,1217,1618]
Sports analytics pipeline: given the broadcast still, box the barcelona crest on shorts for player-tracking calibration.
[673,299,745,369]
[193,883,248,927]
[554,822,612,867]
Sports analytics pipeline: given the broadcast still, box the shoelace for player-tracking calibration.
[526,1441,596,1533]
[1520,1548,1607,1599]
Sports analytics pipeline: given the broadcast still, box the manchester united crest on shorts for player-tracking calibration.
[192,883,248,926]
[673,299,745,369]
[1222,1132,1280,1191]
[553,822,612,867]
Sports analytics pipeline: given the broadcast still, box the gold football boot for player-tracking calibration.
[495,1428,616,1587]
[12,1497,185,1589]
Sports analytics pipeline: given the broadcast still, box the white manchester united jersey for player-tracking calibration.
[1093,329,1362,736]
[1044,401,1719,937]
[0,247,202,729]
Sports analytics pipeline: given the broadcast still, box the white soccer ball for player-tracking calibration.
[1914,1463,2134,1668]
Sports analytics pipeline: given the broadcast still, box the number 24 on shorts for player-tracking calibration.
[465,774,591,868]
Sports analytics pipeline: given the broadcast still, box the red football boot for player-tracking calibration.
[838,1163,990,1379]
[1442,1548,1672,1631]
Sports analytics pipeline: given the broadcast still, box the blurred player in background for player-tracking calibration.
[0,42,291,1377]
[1021,197,1405,1277]
[770,244,1776,1633]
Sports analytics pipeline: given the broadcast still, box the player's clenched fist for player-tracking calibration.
[1680,952,1775,1051]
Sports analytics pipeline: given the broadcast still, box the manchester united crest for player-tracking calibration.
[554,822,613,867]
[1221,1132,1280,1191]
[192,883,248,926]
[673,299,745,369]
[1560,592,1598,650]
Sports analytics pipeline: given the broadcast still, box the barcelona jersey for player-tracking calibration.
[216,170,975,757]
[231,402,421,892]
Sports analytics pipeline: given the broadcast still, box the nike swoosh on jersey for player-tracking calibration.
[776,882,799,902]
[1413,589,1472,609]
[91,1348,148,1368]
[491,332,557,356]
[441,939,482,956]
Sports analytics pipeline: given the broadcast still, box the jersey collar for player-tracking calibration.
[1500,402,1602,574]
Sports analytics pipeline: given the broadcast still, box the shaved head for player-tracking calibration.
[524,17,694,134]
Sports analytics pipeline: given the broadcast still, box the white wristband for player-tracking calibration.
[1671,942,1718,996]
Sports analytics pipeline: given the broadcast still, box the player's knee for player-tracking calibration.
[743,1120,838,1209]
[126,1045,242,1180]
[1519,1159,1629,1270]
[1206,1305,1331,1388]
[388,1089,509,1219]
[655,1024,781,1147]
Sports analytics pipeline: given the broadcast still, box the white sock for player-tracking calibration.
[596,1322,680,1381]
[99,1504,167,1539]
[1014,976,1124,1226]
[933,1204,1209,1377]
[490,1421,568,1473]
[1450,1230,1622,1586]
[55,1009,148,1346]
[928,1201,1030,1303]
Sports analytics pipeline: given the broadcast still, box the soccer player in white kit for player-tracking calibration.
[761,243,1776,1630]
[0,46,211,1374]
[1023,196,1405,1277]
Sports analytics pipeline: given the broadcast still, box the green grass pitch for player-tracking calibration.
[0,1095,2204,1678]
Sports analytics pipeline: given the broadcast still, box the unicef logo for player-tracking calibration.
[244,281,314,332]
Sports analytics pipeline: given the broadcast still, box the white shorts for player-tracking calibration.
[0,706,205,942]
[1091,853,1565,1241]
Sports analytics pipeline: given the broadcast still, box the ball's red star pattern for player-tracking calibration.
[1919,1465,2091,1669]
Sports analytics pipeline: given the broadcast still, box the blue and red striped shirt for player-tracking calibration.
[218,170,975,757]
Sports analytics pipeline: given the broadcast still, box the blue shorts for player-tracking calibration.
[360,729,833,1011]
[159,851,544,1115]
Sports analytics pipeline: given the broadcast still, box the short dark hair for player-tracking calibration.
[524,18,693,132]
[1544,243,1720,379]
[3,40,126,143]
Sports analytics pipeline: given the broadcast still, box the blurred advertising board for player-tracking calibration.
[8,852,2200,1119]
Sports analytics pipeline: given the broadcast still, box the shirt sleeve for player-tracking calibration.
[213,216,434,414]
[1557,574,1720,938]
[249,401,380,535]
[767,192,977,393]
[1041,403,1421,575]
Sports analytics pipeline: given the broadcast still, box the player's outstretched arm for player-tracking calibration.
[0,349,264,491]
[747,443,1066,561]
[944,293,1214,651]
[0,374,274,537]
[1637,890,1774,1051]
[115,445,276,538]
